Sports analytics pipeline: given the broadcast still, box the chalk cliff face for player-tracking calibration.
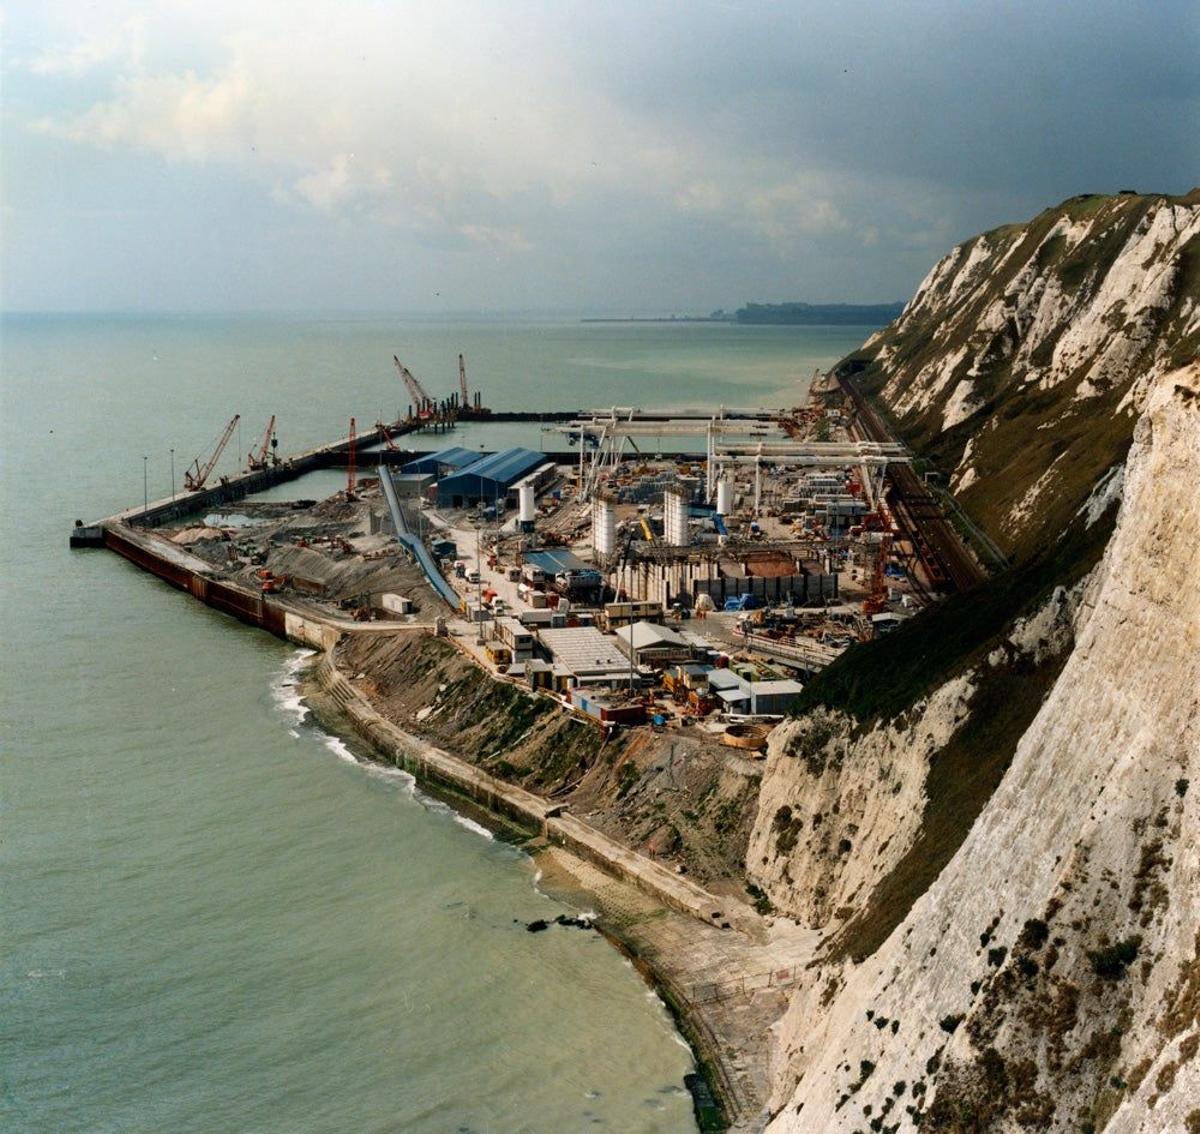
[751,192,1200,1133]
[854,190,1199,560]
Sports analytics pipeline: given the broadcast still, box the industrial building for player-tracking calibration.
[614,620,695,668]
[435,447,555,509]
[401,446,483,476]
[389,472,435,498]
[706,668,805,716]
[536,627,636,685]
[523,549,604,604]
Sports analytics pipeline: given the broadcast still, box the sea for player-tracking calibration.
[0,314,873,1133]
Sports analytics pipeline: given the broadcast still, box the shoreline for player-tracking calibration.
[78,516,815,1131]
[301,645,819,1132]
[300,678,734,1130]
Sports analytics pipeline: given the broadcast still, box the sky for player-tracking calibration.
[2,1,1197,315]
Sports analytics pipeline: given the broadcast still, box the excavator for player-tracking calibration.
[247,415,276,472]
[184,414,240,491]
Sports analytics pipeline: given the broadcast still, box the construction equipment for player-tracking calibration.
[345,418,358,500]
[862,533,894,615]
[393,355,434,418]
[247,415,275,472]
[376,420,399,451]
[458,353,469,408]
[185,414,240,491]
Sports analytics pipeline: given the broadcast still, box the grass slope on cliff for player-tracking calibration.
[845,188,1199,562]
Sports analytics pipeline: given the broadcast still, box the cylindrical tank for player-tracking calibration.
[716,479,733,515]
[664,488,689,546]
[518,484,536,524]
[593,497,616,556]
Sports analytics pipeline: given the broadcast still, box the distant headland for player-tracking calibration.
[582,300,906,326]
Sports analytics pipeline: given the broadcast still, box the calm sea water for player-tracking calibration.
[0,314,871,1132]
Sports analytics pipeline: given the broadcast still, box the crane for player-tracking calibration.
[185,414,240,491]
[393,355,434,418]
[375,419,399,451]
[458,353,469,408]
[247,415,275,472]
[345,417,358,499]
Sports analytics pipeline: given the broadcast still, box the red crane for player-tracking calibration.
[247,414,275,472]
[458,353,469,408]
[346,417,358,499]
[375,419,399,451]
[393,355,434,418]
[185,414,240,491]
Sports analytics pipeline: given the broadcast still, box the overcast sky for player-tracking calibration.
[2,1,1196,314]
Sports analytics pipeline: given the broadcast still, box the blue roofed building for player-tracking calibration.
[435,447,555,509]
[402,446,483,476]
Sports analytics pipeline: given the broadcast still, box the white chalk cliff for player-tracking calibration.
[855,190,1200,560]
[750,191,1200,1132]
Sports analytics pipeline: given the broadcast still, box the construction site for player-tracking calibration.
[72,352,985,749]
[68,352,993,1128]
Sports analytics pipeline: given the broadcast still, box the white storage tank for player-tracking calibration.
[592,496,616,556]
[664,487,689,546]
[716,479,733,516]
[518,484,537,524]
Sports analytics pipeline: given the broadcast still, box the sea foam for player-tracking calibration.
[270,649,492,840]
[271,648,315,734]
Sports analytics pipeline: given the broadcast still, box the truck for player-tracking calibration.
[723,594,759,613]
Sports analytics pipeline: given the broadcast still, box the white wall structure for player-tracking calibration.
[664,486,689,546]
[592,496,616,556]
[518,483,536,524]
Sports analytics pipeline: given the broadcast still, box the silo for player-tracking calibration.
[716,479,733,515]
[664,486,689,546]
[518,484,537,524]
[592,496,616,556]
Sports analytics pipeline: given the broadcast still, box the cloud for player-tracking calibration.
[742,179,851,245]
[32,68,254,162]
[458,224,533,252]
[6,1,1197,312]
[20,4,884,255]
[26,18,146,76]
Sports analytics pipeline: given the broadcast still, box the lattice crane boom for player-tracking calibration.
[375,419,398,451]
[185,414,240,491]
[393,355,433,416]
[346,417,358,498]
[247,414,275,471]
[458,353,469,406]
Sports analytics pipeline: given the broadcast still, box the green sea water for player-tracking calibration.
[0,314,872,1132]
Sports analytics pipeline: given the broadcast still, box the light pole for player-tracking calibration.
[170,448,176,501]
[142,455,148,516]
